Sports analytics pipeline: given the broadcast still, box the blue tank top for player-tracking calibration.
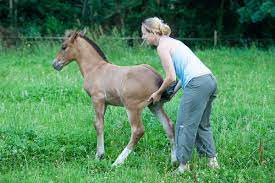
[171,41,211,88]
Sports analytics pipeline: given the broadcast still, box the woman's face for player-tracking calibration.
[141,25,156,45]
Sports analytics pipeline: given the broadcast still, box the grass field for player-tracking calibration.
[0,39,274,182]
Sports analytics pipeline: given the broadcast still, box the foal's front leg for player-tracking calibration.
[92,99,106,160]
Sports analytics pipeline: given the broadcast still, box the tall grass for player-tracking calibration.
[0,38,274,182]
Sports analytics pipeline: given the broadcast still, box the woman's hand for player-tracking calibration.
[147,91,161,104]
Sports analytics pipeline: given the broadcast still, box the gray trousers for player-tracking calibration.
[175,74,217,164]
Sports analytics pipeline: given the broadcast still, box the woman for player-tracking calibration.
[141,17,220,174]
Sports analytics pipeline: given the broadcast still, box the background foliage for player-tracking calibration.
[1,0,274,39]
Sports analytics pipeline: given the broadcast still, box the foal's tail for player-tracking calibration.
[140,64,163,81]
[140,64,163,87]
[140,64,177,103]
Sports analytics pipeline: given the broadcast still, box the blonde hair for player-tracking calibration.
[142,17,171,36]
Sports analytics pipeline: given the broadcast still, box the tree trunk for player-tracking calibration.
[81,0,88,23]
[9,0,13,27]
[116,2,124,28]
[14,0,17,28]
[217,0,225,35]
[9,0,17,28]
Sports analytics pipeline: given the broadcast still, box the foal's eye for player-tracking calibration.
[61,44,66,50]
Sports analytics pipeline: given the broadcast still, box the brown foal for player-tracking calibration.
[52,30,176,167]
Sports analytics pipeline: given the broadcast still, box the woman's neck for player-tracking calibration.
[155,35,169,46]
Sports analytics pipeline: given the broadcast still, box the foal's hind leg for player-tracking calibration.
[112,108,144,167]
[149,103,177,164]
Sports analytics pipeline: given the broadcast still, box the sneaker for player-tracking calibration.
[208,157,220,169]
[174,163,190,174]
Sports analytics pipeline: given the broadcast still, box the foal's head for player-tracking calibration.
[52,30,83,71]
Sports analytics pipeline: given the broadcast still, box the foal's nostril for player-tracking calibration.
[52,60,63,71]
[52,62,57,69]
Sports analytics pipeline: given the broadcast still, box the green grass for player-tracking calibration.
[0,40,274,182]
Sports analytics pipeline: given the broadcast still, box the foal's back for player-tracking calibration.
[86,62,163,108]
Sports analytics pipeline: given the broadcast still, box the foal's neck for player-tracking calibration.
[75,38,107,77]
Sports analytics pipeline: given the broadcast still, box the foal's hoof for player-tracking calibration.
[95,153,104,160]
[111,162,122,168]
[111,159,124,168]
[171,151,178,166]
[171,159,178,167]
[111,163,117,168]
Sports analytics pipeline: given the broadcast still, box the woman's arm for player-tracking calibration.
[156,45,176,94]
[173,80,182,94]
[161,79,181,101]
[169,80,182,99]
[147,44,176,103]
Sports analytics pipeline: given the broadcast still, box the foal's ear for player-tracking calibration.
[69,32,78,43]
[79,28,87,37]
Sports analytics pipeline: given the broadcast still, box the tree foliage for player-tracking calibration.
[0,0,274,38]
[237,0,275,23]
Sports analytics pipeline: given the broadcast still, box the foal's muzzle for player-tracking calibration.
[52,59,64,71]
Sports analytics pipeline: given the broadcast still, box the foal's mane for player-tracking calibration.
[65,30,109,62]
[80,35,109,62]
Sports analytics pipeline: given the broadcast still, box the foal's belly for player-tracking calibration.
[105,93,123,106]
